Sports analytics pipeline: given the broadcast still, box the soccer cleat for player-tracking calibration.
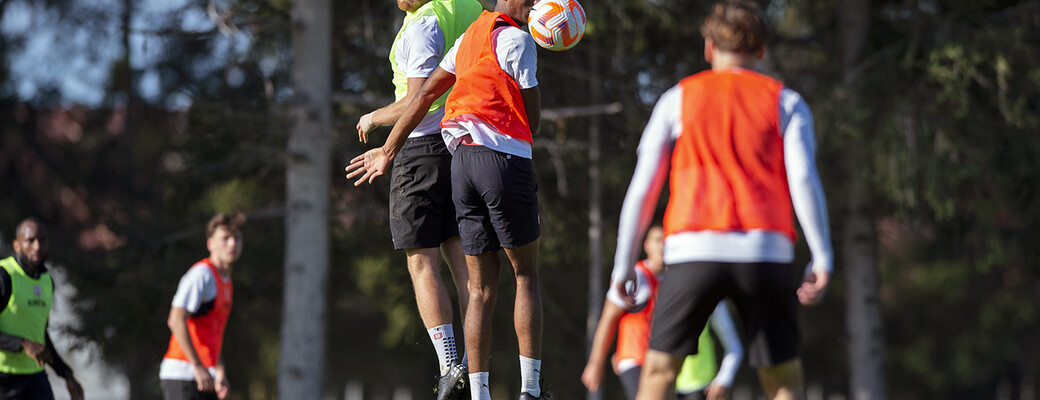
[434,360,468,400]
[518,390,550,399]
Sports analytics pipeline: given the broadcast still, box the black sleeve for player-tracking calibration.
[0,269,20,353]
[44,331,74,379]
[0,334,21,352]
[0,268,9,312]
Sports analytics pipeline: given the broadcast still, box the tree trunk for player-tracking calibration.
[839,0,886,399]
[586,42,605,400]
[585,90,603,400]
[279,0,331,398]
[843,202,885,400]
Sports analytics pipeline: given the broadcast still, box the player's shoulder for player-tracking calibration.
[780,87,807,106]
[495,25,534,47]
[403,15,444,39]
[649,85,683,115]
[411,15,443,30]
[182,261,214,282]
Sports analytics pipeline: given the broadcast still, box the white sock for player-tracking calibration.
[469,372,491,400]
[519,355,541,397]
[427,324,458,375]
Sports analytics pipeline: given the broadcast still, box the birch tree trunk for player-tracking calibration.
[279,0,331,398]
[839,0,886,398]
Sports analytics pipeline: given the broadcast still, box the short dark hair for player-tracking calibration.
[700,0,770,53]
[206,213,246,238]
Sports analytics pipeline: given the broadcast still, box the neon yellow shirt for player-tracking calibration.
[0,256,52,374]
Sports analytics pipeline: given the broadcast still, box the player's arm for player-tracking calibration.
[43,331,83,400]
[214,355,229,399]
[513,28,540,136]
[346,67,456,186]
[357,77,428,143]
[383,68,455,159]
[780,89,834,305]
[0,333,22,352]
[345,21,455,184]
[581,296,626,393]
[610,87,680,303]
[357,18,445,142]
[521,87,541,136]
[706,301,743,400]
[0,270,25,353]
[168,306,215,392]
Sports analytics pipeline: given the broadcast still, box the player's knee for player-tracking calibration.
[406,251,442,275]
[513,268,539,286]
[643,351,681,381]
[468,282,497,304]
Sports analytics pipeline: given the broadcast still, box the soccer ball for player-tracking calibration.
[528,0,586,51]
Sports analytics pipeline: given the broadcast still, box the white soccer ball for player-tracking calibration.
[528,0,586,51]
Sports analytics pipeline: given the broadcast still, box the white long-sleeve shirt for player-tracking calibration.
[611,75,833,284]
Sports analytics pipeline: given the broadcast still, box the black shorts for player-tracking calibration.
[161,379,219,400]
[389,135,460,249]
[0,372,53,400]
[649,261,800,367]
[451,145,540,255]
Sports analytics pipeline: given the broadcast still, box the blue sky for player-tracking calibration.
[2,0,250,108]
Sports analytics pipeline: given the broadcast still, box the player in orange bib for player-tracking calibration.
[160,213,244,400]
[584,227,742,400]
[610,2,834,399]
[346,0,546,398]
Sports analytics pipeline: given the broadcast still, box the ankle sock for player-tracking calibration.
[427,324,457,375]
[519,355,541,397]
[469,372,491,400]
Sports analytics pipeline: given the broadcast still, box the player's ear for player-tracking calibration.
[755,46,766,60]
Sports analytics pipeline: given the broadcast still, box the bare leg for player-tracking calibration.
[757,358,806,400]
[503,239,542,359]
[464,251,501,373]
[406,247,453,327]
[441,237,469,323]
[636,349,684,400]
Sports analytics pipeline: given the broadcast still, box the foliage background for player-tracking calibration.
[1,0,1038,399]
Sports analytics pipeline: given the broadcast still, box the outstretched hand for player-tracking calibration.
[345,147,392,186]
[797,267,830,305]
